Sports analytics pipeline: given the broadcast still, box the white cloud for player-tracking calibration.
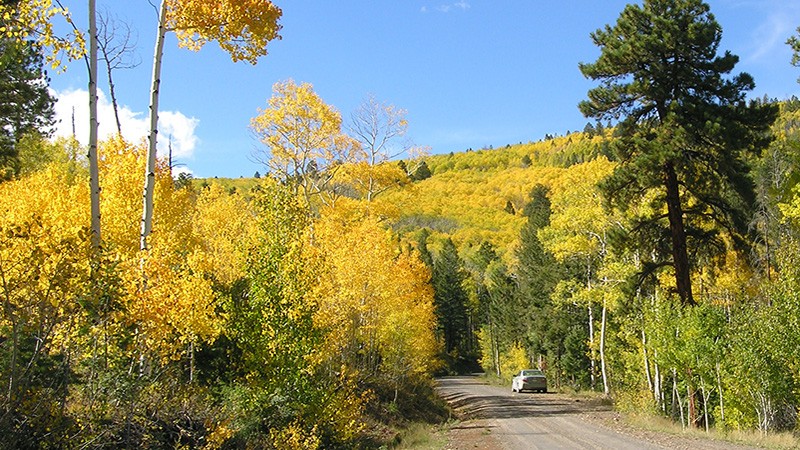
[51,88,200,161]
[422,1,470,13]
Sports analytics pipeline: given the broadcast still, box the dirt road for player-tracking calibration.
[435,376,757,450]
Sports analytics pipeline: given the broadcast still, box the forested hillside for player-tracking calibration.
[378,98,800,433]
[5,0,800,448]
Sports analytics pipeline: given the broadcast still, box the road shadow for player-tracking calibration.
[436,376,613,421]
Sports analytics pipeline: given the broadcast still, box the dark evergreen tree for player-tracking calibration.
[583,122,596,137]
[0,38,55,179]
[415,229,434,268]
[410,160,432,181]
[432,238,469,358]
[579,0,778,305]
[397,159,408,176]
[515,185,559,354]
[504,200,516,215]
[508,185,590,386]
[174,171,194,190]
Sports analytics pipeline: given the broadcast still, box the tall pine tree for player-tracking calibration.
[579,0,777,306]
[515,186,561,364]
[0,38,55,179]
[432,238,469,358]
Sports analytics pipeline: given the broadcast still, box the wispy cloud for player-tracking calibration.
[745,11,795,62]
[51,88,200,162]
[725,0,800,63]
[421,1,471,14]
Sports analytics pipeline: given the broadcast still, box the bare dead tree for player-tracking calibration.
[348,94,410,201]
[97,8,141,136]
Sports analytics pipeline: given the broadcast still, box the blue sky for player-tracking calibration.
[50,0,800,178]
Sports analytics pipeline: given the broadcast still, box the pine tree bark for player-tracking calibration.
[663,162,695,306]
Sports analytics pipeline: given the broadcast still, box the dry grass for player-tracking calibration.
[623,412,800,449]
[391,422,449,449]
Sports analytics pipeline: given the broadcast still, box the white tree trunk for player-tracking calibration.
[716,361,724,423]
[600,298,610,396]
[588,304,596,390]
[642,328,653,394]
[88,0,101,249]
[140,0,168,251]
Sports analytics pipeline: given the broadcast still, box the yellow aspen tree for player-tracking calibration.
[141,0,282,251]
[0,0,100,249]
[190,183,255,286]
[311,212,438,388]
[0,0,85,70]
[98,136,220,364]
[251,79,361,209]
[0,161,91,426]
[540,157,621,397]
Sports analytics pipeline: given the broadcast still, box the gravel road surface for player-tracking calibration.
[436,375,758,450]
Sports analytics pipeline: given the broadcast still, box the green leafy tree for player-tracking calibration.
[0,38,55,179]
[222,180,332,443]
[579,0,777,306]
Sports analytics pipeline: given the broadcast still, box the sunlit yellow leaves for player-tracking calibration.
[0,0,86,71]
[191,183,254,285]
[311,214,438,379]
[0,162,90,310]
[166,0,282,64]
[95,136,223,360]
[540,157,616,261]
[251,80,361,207]
[98,136,146,256]
[128,246,220,359]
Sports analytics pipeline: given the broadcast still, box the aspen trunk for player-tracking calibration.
[588,304,596,390]
[600,298,610,396]
[687,367,697,427]
[716,361,724,423]
[141,1,168,251]
[88,0,101,249]
[642,328,653,394]
[654,355,663,411]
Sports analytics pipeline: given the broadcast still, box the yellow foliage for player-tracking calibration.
[98,136,147,256]
[269,422,321,450]
[166,0,282,64]
[98,137,222,360]
[0,0,86,70]
[378,163,564,262]
[191,183,254,285]
[540,157,616,261]
[250,80,360,207]
[311,213,438,379]
[500,342,530,379]
[0,162,90,333]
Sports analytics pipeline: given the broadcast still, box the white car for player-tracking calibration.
[511,369,547,393]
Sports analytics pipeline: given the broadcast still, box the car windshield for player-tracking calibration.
[522,370,543,376]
